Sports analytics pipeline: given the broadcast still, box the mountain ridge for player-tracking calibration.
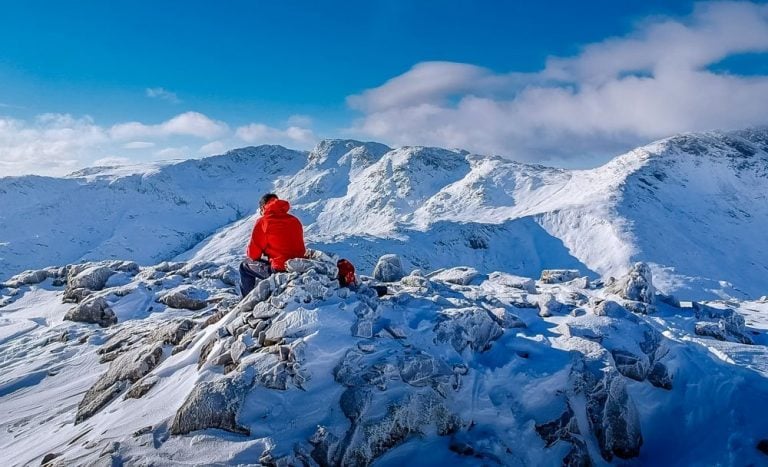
[2,128,767,299]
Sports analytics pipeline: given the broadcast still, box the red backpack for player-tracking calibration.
[337,259,357,287]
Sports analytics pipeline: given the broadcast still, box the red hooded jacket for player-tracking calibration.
[246,199,306,271]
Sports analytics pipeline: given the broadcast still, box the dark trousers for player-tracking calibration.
[239,259,272,297]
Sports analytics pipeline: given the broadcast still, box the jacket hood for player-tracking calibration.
[263,199,290,215]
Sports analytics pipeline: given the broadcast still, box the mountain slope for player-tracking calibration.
[2,129,768,299]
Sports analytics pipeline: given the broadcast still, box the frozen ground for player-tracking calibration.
[0,256,766,466]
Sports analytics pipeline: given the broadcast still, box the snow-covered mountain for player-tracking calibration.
[2,131,768,465]
[2,129,767,300]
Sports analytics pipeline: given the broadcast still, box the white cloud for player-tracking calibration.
[93,156,132,166]
[146,87,181,103]
[348,1,768,163]
[110,112,229,140]
[0,114,109,176]
[235,122,316,147]
[122,141,156,149]
[199,140,228,155]
[155,146,189,159]
[0,112,308,176]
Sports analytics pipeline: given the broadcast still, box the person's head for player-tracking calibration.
[259,193,278,214]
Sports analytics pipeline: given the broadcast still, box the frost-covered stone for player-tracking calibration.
[65,265,114,302]
[157,285,209,310]
[692,303,753,344]
[487,307,526,329]
[64,296,117,327]
[434,307,503,353]
[430,267,481,285]
[77,344,164,422]
[487,271,536,293]
[400,274,432,291]
[373,254,404,282]
[611,349,650,382]
[540,269,581,284]
[264,308,319,344]
[3,269,51,288]
[606,262,655,305]
[150,319,195,345]
[170,371,253,435]
[286,258,335,277]
[538,294,566,317]
[398,352,452,387]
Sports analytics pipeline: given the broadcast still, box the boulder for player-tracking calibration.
[157,285,209,311]
[373,254,404,282]
[430,267,481,286]
[170,371,253,435]
[77,344,164,422]
[64,297,117,327]
[487,271,536,293]
[606,262,655,305]
[434,307,503,353]
[540,269,581,284]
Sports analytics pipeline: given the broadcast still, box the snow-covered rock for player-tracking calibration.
[157,285,209,311]
[373,254,404,282]
[64,296,117,327]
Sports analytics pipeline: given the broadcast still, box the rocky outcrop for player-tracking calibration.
[606,262,655,308]
[64,297,117,327]
[691,302,753,344]
[76,344,164,423]
[540,269,581,284]
[157,285,209,311]
[170,370,254,436]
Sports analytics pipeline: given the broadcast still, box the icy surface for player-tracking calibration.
[0,254,766,466]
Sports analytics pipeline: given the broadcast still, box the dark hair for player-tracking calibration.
[259,193,278,210]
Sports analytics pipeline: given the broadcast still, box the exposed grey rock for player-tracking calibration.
[540,269,581,284]
[434,307,503,353]
[373,254,404,282]
[151,319,196,345]
[339,387,371,422]
[611,349,650,382]
[154,261,186,274]
[593,300,634,320]
[64,297,117,327]
[124,376,158,400]
[579,363,643,461]
[157,285,209,311]
[606,262,655,305]
[647,361,673,390]
[67,264,114,291]
[77,344,164,422]
[170,370,254,435]
[4,269,50,288]
[535,403,591,466]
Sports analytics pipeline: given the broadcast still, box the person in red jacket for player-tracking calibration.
[239,193,306,297]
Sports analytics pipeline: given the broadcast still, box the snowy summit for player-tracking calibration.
[1,129,768,466]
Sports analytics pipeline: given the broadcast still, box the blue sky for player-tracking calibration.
[1,1,768,175]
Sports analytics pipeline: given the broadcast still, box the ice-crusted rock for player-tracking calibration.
[535,403,591,466]
[540,269,581,284]
[170,370,254,435]
[286,258,337,278]
[487,307,526,329]
[77,344,164,422]
[64,296,117,327]
[343,392,460,465]
[3,268,58,288]
[430,267,481,285]
[157,285,209,311]
[486,271,536,293]
[567,354,643,461]
[691,302,753,344]
[373,254,404,282]
[606,262,655,305]
[538,293,568,317]
[434,307,503,353]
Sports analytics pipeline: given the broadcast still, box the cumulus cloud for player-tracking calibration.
[0,114,109,176]
[146,87,181,103]
[347,1,768,163]
[0,112,312,176]
[110,112,229,140]
[122,141,155,149]
[199,140,229,155]
[93,156,132,166]
[235,122,316,147]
